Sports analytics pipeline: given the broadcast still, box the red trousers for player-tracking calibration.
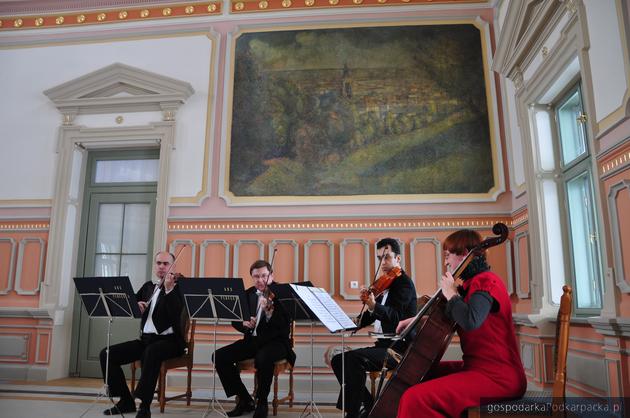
[397,361,524,418]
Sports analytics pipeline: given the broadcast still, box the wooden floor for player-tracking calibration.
[0,377,341,418]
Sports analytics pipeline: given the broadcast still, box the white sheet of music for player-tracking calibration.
[289,284,344,332]
[289,285,357,333]
[308,287,357,331]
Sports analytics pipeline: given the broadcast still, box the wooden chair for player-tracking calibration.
[468,285,572,418]
[237,321,295,416]
[131,314,196,413]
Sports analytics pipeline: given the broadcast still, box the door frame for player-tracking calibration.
[70,149,159,376]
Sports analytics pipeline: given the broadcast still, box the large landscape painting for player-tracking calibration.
[228,24,495,198]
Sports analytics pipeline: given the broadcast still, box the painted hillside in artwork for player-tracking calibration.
[229,24,494,197]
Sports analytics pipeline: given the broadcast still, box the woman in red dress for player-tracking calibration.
[396,229,526,418]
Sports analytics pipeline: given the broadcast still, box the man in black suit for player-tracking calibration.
[331,238,417,418]
[213,259,295,418]
[99,251,185,418]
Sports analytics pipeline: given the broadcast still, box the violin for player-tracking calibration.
[353,250,402,332]
[360,266,402,303]
[261,249,278,313]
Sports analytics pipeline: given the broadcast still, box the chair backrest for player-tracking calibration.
[289,320,295,349]
[179,309,195,355]
[552,285,572,400]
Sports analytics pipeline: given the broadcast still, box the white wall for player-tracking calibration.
[0,34,212,201]
[583,0,629,131]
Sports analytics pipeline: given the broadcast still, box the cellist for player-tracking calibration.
[395,229,526,417]
[331,238,417,418]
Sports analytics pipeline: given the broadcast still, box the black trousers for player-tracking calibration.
[213,337,288,403]
[99,333,182,406]
[331,346,399,416]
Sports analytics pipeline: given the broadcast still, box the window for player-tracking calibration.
[554,84,603,312]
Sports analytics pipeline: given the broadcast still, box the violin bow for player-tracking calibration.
[256,248,278,319]
[352,248,388,335]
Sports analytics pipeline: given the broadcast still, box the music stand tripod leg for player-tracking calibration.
[300,321,322,418]
[341,331,345,418]
[80,316,120,418]
[203,318,227,418]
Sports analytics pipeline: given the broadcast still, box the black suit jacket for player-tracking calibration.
[231,283,296,366]
[358,270,417,350]
[136,281,186,352]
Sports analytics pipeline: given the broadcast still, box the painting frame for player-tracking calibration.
[220,19,504,206]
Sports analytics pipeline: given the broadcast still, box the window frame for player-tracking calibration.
[552,83,604,315]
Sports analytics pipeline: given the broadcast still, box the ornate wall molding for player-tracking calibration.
[340,238,370,300]
[520,342,535,376]
[199,239,230,278]
[228,0,482,14]
[0,334,29,362]
[0,1,222,31]
[0,238,16,295]
[601,148,630,180]
[35,331,51,364]
[566,353,608,395]
[268,240,299,283]
[505,239,514,295]
[169,218,513,233]
[169,239,197,276]
[0,223,49,231]
[514,231,531,299]
[232,240,264,278]
[14,238,45,295]
[409,237,441,289]
[303,240,334,295]
[607,180,630,292]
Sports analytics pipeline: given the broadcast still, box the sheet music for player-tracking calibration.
[289,285,356,333]
[309,287,357,330]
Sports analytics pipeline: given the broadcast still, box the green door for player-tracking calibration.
[71,151,158,377]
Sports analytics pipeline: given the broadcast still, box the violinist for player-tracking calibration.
[331,238,417,418]
[395,229,526,418]
[213,259,295,418]
[99,251,186,418]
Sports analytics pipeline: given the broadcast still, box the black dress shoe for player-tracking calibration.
[135,406,151,418]
[103,400,136,415]
[252,401,268,418]
[227,398,255,417]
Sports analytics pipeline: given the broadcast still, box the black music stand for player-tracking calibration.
[177,278,249,418]
[287,284,358,418]
[273,282,325,418]
[73,276,141,418]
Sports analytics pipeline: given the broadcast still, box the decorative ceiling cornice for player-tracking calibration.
[0,0,491,30]
[228,0,485,14]
[0,1,221,31]
[167,217,514,232]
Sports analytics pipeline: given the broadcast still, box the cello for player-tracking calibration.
[368,223,509,418]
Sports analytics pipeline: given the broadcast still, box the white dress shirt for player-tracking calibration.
[142,285,174,335]
[372,289,389,334]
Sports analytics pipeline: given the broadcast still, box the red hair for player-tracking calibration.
[443,229,483,256]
